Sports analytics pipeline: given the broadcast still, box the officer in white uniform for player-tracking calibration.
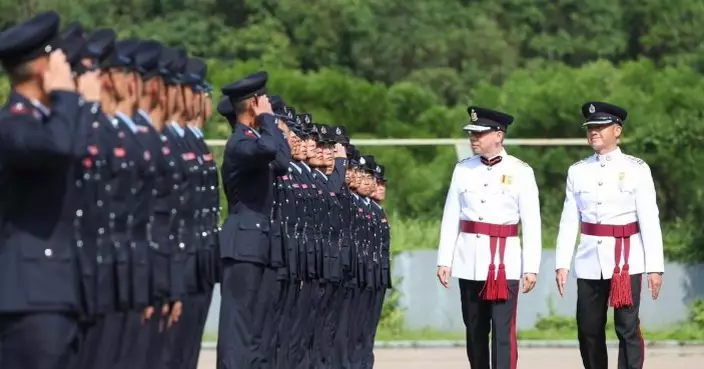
[436,106,542,369]
[554,101,664,369]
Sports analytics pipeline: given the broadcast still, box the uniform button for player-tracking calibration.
[487,167,492,171]
[600,163,605,167]
[202,232,207,237]
[479,217,484,221]
[598,181,603,186]
[96,255,103,263]
[597,220,601,224]
[598,240,602,244]
[256,223,261,228]
[476,234,480,238]
[179,243,185,249]
[44,249,53,257]
[484,183,488,187]
[597,201,602,205]
[481,199,486,203]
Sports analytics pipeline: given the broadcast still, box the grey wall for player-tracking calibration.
[203,250,704,334]
[394,250,704,331]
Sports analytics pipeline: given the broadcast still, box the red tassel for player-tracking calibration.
[481,265,496,301]
[609,266,622,308]
[618,265,633,308]
[495,264,508,301]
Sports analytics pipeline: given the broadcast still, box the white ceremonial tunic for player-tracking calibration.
[436,150,542,281]
[555,147,665,279]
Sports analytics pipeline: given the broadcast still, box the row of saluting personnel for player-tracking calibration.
[216,59,391,368]
[0,10,392,369]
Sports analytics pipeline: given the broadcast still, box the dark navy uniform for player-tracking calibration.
[0,11,85,369]
[217,71,291,369]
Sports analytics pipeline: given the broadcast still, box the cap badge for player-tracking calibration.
[360,157,366,165]
[321,126,327,134]
[470,109,478,122]
[375,165,380,172]
[296,116,301,124]
[588,104,596,114]
[336,127,342,135]
[304,115,311,124]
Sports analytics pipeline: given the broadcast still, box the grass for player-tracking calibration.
[201,325,704,343]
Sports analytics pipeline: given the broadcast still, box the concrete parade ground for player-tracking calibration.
[196,346,704,368]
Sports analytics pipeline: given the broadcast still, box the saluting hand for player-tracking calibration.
[252,95,273,116]
[555,268,569,297]
[648,272,663,300]
[522,273,537,293]
[43,50,76,93]
[77,70,101,102]
[334,143,346,158]
[436,266,451,289]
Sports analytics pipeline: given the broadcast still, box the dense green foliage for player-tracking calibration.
[2,2,704,263]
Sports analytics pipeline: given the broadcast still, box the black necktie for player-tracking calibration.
[481,156,502,167]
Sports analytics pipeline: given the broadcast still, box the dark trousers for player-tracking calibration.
[289,283,312,369]
[333,287,353,369]
[252,268,278,369]
[166,293,212,369]
[0,312,79,369]
[217,260,267,369]
[144,306,168,369]
[459,279,519,369]
[276,281,298,369]
[577,274,645,369]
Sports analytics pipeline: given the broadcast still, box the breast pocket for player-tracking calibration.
[616,182,636,207]
[108,148,132,198]
[233,216,271,263]
[460,184,516,209]
[574,186,596,209]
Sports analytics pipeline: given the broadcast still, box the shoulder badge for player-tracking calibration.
[509,155,530,168]
[570,158,586,168]
[10,102,29,115]
[624,154,646,166]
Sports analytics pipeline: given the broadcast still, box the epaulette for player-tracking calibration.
[570,158,587,168]
[509,155,530,168]
[624,154,646,166]
[457,155,477,164]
